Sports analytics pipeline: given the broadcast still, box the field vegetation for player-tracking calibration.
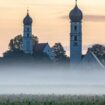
[0,95,105,105]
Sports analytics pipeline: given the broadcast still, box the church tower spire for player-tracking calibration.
[75,0,77,6]
[27,9,29,15]
[69,0,83,64]
[23,10,33,54]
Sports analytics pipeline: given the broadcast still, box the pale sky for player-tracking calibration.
[0,0,105,56]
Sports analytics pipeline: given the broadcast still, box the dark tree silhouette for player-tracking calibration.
[52,43,65,57]
[88,44,105,59]
[52,43,69,63]
[9,35,38,51]
[9,35,22,51]
[32,35,39,46]
[87,44,105,65]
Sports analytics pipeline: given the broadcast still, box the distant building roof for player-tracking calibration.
[35,43,48,52]
[82,51,105,69]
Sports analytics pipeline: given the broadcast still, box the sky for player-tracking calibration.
[0,0,105,56]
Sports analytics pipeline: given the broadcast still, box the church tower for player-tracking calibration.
[23,10,33,54]
[69,0,83,64]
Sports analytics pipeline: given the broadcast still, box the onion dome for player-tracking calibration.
[23,10,33,25]
[69,0,83,22]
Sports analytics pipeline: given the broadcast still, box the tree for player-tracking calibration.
[9,35,38,51]
[52,43,68,62]
[88,44,105,59]
[32,36,39,45]
[9,35,22,51]
[87,44,105,65]
[52,43,65,57]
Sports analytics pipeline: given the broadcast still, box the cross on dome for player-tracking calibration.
[75,0,78,7]
[27,9,29,15]
[75,0,77,5]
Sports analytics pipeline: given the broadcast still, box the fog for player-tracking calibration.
[0,66,105,95]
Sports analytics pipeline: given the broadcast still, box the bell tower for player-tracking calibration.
[69,0,83,64]
[23,10,33,54]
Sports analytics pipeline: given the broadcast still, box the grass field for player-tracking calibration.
[0,95,105,105]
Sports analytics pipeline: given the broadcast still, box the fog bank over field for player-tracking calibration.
[0,66,105,95]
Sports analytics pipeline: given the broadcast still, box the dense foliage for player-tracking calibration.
[0,95,105,105]
[52,43,69,63]
[88,44,105,64]
[9,35,38,51]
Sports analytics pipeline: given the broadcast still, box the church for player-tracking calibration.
[69,0,105,69]
[21,0,105,69]
[22,10,55,60]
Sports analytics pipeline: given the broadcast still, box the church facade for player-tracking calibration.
[69,0,105,69]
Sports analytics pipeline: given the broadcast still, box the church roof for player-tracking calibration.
[35,43,48,52]
[82,51,105,69]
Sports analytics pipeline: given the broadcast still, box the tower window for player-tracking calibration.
[27,33,29,37]
[74,26,77,31]
[74,36,77,41]
[74,42,78,46]
[27,28,29,32]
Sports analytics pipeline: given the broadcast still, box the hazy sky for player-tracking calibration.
[0,0,105,56]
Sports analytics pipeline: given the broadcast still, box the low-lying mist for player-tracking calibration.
[0,63,105,95]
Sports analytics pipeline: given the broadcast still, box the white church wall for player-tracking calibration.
[43,45,55,60]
